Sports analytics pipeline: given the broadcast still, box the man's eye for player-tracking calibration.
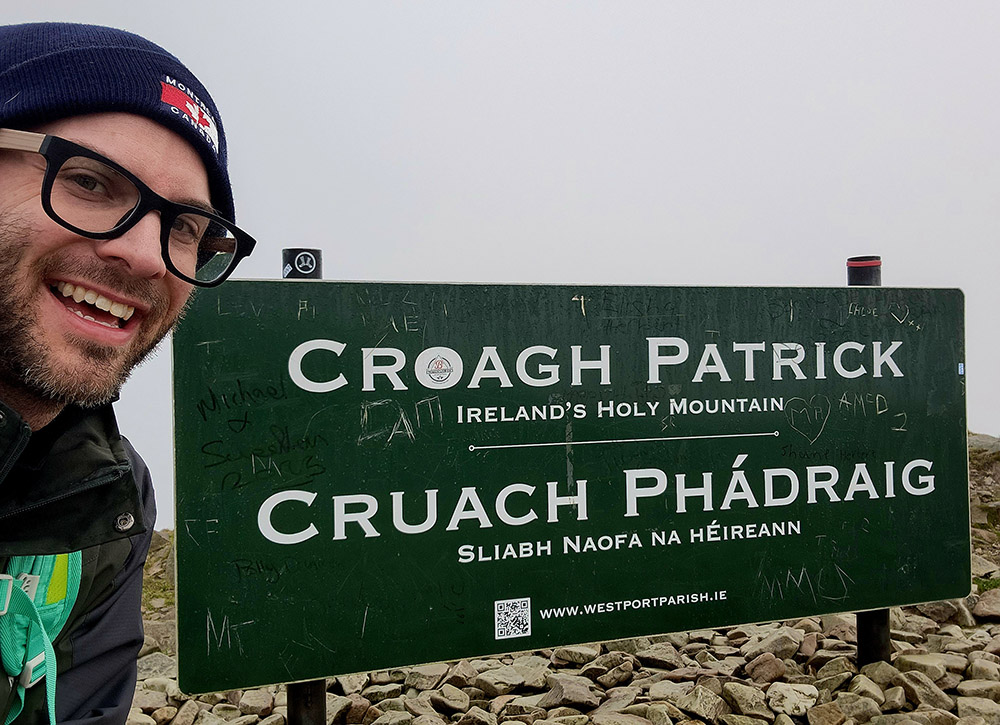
[68,173,102,193]
[171,215,206,244]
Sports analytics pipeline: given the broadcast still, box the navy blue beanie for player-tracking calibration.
[0,22,235,222]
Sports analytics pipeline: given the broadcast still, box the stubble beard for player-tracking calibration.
[0,216,188,410]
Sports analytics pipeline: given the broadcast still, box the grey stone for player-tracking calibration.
[473,666,525,697]
[128,711,157,725]
[229,717,260,725]
[364,686,404,705]
[975,592,1000,621]
[134,690,170,713]
[849,676,886,706]
[674,685,729,723]
[151,707,178,725]
[404,695,439,719]
[210,704,242,721]
[598,662,635,689]
[591,714,653,725]
[814,673,854,694]
[971,661,1000,682]
[648,681,696,702]
[957,699,1000,725]
[869,717,925,725]
[818,658,860,679]
[958,682,1000,703]
[951,601,979,628]
[444,662,479,689]
[346,694,372,723]
[863,663,903,688]
[510,656,551,690]
[811,650,858,669]
[911,709,959,725]
[594,688,642,714]
[746,652,785,683]
[973,556,1000,579]
[549,708,587,720]
[554,645,601,664]
[646,704,675,725]
[455,707,496,725]
[721,682,773,721]
[548,718,589,725]
[767,683,819,717]
[173,701,202,725]
[537,675,600,710]
[371,713,413,725]
[822,615,858,643]
[891,672,953,711]
[742,628,804,661]
[136,653,178,680]
[896,654,950,683]
[371,670,408,685]
[636,643,687,670]
[239,691,274,717]
[604,638,653,655]
[716,658,748,678]
[327,696,353,724]
[806,702,846,725]
[338,675,370,696]
[411,718,446,725]
[406,665,450,691]
[835,692,882,724]
[430,685,470,714]
[882,688,907,712]
[193,711,228,725]
[918,602,961,623]
[956,718,989,725]
[142,678,176,694]
[720,717,768,725]
[940,673,967,691]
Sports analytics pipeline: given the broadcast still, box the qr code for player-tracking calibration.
[494,597,531,640]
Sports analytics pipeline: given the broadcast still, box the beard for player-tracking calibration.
[0,215,189,409]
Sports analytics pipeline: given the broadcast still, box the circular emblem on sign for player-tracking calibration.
[426,356,454,383]
[294,252,317,275]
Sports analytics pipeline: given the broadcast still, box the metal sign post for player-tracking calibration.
[848,255,892,666]
[281,248,327,725]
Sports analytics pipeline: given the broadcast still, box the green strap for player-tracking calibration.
[0,577,57,725]
[0,552,81,725]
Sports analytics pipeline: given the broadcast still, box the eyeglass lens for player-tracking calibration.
[50,155,238,284]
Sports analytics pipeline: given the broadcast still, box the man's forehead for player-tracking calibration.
[34,112,213,208]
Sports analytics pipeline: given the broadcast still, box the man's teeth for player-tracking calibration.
[54,281,135,322]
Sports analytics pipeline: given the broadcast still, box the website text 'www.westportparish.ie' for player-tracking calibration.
[539,591,728,620]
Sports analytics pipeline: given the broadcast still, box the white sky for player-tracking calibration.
[8,2,1000,528]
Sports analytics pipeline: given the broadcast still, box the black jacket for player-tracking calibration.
[0,400,155,725]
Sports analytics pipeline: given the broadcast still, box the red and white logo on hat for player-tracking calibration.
[160,77,220,153]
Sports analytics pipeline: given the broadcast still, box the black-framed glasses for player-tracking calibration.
[0,128,256,287]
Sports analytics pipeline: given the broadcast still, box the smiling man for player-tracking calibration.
[0,23,255,724]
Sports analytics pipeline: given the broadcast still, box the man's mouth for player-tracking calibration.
[52,281,137,330]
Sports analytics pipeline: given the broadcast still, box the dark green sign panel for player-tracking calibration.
[173,282,968,693]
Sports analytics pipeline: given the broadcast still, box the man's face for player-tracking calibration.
[0,112,209,409]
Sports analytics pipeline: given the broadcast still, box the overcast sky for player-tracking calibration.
[9,2,1000,528]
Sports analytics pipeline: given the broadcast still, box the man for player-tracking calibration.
[0,23,256,724]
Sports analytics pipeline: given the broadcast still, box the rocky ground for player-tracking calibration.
[131,434,1000,725]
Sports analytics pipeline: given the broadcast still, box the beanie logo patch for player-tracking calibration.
[160,77,220,154]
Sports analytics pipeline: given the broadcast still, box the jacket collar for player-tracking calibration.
[0,401,146,555]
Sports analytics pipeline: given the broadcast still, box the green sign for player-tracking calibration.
[173,282,968,693]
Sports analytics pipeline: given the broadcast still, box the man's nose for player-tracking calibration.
[94,211,167,279]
